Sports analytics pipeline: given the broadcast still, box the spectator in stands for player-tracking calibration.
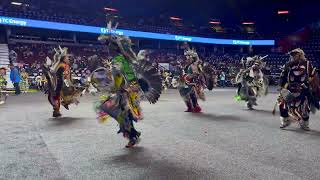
[219,71,226,88]
[9,50,17,63]
[9,63,21,95]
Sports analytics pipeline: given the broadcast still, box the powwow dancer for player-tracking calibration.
[91,22,162,148]
[43,46,84,117]
[235,55,269,110]
[178,46,207,113]
[276,48,320,130]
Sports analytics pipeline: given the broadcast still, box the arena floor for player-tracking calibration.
[1,89,320,180]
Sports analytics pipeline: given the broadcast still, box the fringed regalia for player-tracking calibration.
[20,70,29,93]
[235,55,269,109]
[0,67,8,105]
[179,48,207,113]
[43,47,84,117]
[161,71,171,91]
[92,22,162,148]
[277,48,320,130]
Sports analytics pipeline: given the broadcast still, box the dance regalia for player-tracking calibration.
[43,47,84,117]
[179,48,206,113]
[92,26,162,148]
[0,67,8,105]
[235,56,269,109]
[202,63,216,91]
[20,71,29,93]
[162,71,171,91]
[277,48,320,130]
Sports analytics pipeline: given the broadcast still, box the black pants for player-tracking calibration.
[190,91,198,108]
[13,83,21,95]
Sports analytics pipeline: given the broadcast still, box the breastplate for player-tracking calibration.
[288,64,307,92]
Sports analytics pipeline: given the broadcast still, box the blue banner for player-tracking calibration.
[0,16,275,46]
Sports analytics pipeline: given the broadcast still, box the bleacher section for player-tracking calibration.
[0,44,13,88]
[265,29,320,77]
[0,44,9,66]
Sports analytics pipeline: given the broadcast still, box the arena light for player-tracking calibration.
[242,22,255,25]
[104,7,118,12]
[170,17,182,21]
[209,21,221,25]
[278,10,289,15]
[11,2,22,5]
[0,16,275,45]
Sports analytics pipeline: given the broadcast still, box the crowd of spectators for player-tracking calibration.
[5,44,306,85]
[8,42,268,88]
[0,1,267,39]
[6,25,320,89]
[7,42,109,89]
[9,43,245,87]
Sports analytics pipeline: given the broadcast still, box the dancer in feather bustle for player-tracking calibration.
[43,47,84,117]
[235,55,269,110]
[92,22,162,148]
[277,48,320,130]
[179,46,206,113]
